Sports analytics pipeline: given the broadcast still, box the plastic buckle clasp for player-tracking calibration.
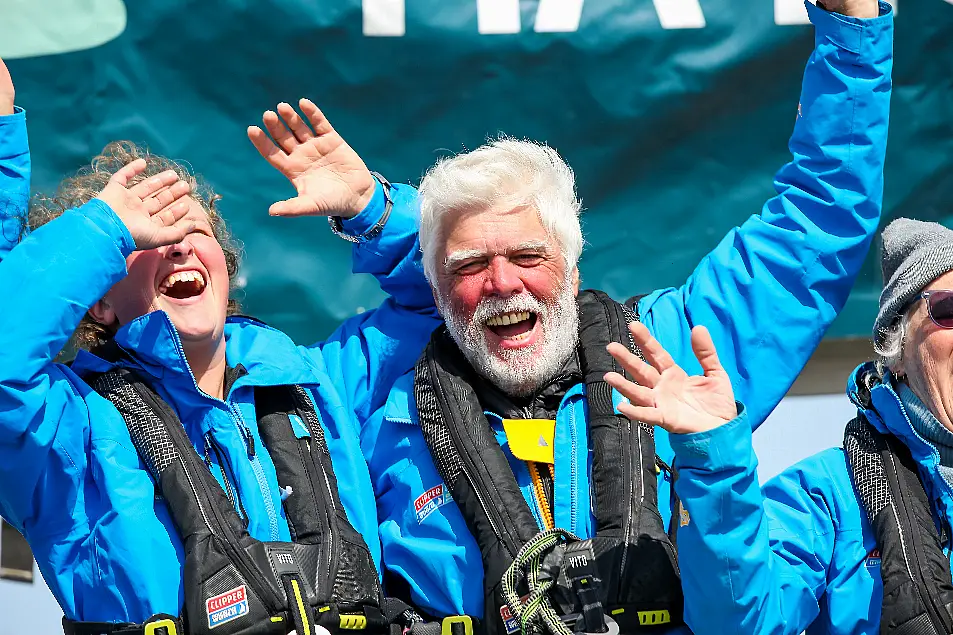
[441,615,473,635]
[144,618,178,635]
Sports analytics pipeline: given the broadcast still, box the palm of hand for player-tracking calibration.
[652,367,736,435]
[286,135,371,217]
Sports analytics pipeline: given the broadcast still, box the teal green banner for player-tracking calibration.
[4,0,952,342]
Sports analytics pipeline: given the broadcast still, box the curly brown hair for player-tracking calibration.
[28,141,243,350]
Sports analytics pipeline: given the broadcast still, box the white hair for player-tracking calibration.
[875,309,912,375]
[417,137,584,284]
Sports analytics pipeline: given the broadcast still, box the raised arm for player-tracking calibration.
[0,164,193,529]
[250,100,441,425]
[0,57,30,260]
[604,322,837,635]
[640,0,894,429]
[249,100,435,311]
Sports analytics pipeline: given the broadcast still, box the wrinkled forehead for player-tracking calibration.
[439,203,555,257]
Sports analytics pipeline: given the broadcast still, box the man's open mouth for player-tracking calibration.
[158,270,207,300]
[485,310,538,341]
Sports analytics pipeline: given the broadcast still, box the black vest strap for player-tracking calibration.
[844,415,953,635]
[413,289,681,635]
[79,366,384,635]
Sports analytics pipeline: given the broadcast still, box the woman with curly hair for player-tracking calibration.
[0,58,439,633]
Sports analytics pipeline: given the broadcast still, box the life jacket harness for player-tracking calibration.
[844,371,953,635]
[61,347,424,635]
[412,290,682,635]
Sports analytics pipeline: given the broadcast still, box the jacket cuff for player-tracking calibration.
[0,107,27,156]
[341,180,386,237]
[808,0,894,58]
[82,199,137,258]
[670,403,751,472]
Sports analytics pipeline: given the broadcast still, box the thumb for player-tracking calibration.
[269,196,320,217]
[690,325,725,377]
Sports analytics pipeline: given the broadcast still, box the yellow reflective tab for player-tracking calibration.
[144,619,178,635]
[502,419,556,464]
[638,610,671,625]
[442,615,474,635]
[291,579,312,635]
[610,608,625,616]
[319,606,332,613]
[340,615,368,630]
[271,617,284,623]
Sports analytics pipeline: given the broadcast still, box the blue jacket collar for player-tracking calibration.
[847,361,953,532]
[72,311,321,398]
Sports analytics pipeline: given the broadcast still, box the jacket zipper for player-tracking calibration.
[132,382,282,611]
[229,402,280,541]
[164,323,281,543]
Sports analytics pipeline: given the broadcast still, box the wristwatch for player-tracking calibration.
[327,171,394,244]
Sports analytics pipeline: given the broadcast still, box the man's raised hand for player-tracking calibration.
[604,322,737,435]
[0,57,15,115]
[248,99,375,219]
[94,160,196,250]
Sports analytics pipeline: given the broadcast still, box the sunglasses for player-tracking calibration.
[918,290,953,329]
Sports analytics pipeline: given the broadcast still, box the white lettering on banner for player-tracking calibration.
[534,0,585,32]
[652,0,706,29]
[775,0,898,25]
[363,0,405,36]
[477,0,522,33]
[363,0,915,36]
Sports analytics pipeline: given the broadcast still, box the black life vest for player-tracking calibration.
[844,383,953,634]
[62,359,413,635]
[412,289,682,635]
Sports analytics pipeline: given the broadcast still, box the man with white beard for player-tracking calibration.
[361,1,893,633]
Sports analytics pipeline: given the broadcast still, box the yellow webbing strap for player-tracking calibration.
[290,578,312,635]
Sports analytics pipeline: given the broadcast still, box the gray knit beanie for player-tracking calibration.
[874,218,953,347]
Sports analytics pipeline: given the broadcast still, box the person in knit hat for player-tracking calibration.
[597,217,953,635]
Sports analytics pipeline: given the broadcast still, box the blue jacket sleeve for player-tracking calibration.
[0,107,30,260]
[0,200,134,531]
[641,1,894,430]
[671,411,838,635]
[304,181,441,426]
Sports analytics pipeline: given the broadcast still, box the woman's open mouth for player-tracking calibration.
[158,270,207,300]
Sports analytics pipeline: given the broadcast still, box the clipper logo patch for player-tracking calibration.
[207,585,249,629]
[866,549,882,568]
[500,595,529,634]
[414,484,452,523]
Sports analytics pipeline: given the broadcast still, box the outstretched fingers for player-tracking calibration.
[617,402,671,431]
[604,371,655,407]
[627,321,676,374]
[110,159,149,188]
[606,341,660,388]
[143,180,191,215]
[263,109,297,154]
[276,102,313,143]
[299,98,334,136]
[248,125,291,171]
[691,325,725,377]
[127,168,180,201]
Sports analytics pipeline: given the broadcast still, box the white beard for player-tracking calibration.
[439,278,579,397]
